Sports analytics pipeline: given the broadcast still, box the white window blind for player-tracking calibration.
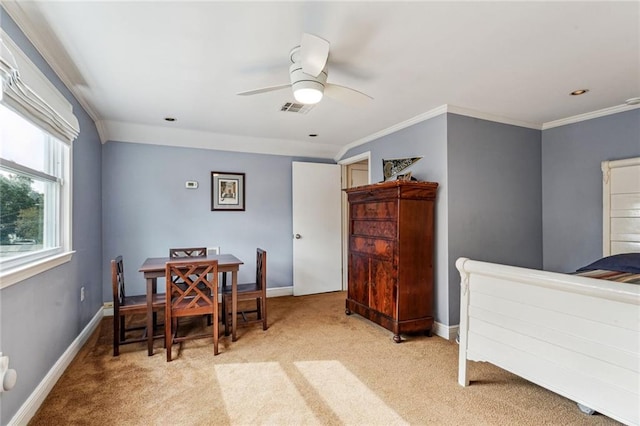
[0,29,79,144]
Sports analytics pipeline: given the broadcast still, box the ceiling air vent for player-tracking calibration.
[280,102,314,114]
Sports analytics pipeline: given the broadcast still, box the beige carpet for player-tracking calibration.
[29,291,619,425]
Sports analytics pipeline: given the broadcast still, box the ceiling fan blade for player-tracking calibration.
[324,83,373,107]
[300,33,329,77]
[237,84,291,96]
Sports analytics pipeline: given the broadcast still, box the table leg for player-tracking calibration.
[147,276,155,356]
[232,269,238,342]
[221,272,229,336]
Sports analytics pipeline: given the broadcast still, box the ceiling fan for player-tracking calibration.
[237,33,373,106]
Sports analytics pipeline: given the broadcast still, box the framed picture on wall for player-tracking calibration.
[211,172,245,211]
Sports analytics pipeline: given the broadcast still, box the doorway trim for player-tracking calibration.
[338,151,371,290]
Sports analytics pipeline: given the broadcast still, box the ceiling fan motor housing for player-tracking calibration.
[289,62,328,94]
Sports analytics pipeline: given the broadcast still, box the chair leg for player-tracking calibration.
[221,273,230,336]
[166,313,172,362]
[113,313,120,356]
[223,295,230,336]
[162,312,167,348]
[119,316,126,341]
[213,307,219,356]
[261,297,268,331]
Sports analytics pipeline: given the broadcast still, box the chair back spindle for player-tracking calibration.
[169,247,207,258]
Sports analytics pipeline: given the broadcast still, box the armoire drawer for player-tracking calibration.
[350,236,394,259]
[351,201,397,219]
[352,220,396,239]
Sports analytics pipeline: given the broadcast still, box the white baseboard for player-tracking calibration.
[9,308,104,426]
[266,285,293,298]
[102,286,294,318]
[433,322,459,341]
[103,304,113,316]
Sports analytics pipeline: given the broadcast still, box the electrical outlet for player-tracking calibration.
[103,302,114,309]
[80,286,85,302]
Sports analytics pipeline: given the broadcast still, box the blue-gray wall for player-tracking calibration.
[101,142,326,299]
[542,109,640,272]
[447,114,542,324]
[0,9,103,425]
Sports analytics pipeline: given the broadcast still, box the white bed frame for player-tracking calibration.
[457,157,640,426]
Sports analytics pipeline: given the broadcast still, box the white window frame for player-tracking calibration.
[0,30,76,289]
[0,133,73,287]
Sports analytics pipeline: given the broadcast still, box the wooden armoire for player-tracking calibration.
[345,180,438,342]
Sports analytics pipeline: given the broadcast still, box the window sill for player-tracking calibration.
[0,251,75,289]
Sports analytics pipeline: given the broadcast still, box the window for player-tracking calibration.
[0,29,78,288]
[1,105,70,271]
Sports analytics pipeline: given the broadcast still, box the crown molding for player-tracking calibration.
[541,103,640,130]
[334,104,541,161]
[100,120,339,159]
[95,120,108,144]
[108,101,638,161]
[334,105,449,160]
[335,100,640,161]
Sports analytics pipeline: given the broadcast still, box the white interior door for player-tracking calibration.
[292,161,342,295]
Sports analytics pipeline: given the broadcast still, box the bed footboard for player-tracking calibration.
[456,257,640,426]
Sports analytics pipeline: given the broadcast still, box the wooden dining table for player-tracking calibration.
[139,253,244,355]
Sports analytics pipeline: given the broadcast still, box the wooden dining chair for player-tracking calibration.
[170,246,218,324]
[222,248,267,335]
[165,259,220,361]
[111,255,165,356]
[169,246,209,292]
[169,247,207,258]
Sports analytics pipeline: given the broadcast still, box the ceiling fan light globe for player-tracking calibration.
[294,87,323,104]
[289,62,327,104]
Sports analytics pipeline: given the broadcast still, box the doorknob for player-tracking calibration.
[294,234,302,239]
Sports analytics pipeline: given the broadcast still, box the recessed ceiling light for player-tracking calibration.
[164,117,177,122]
[570,89,589,96]
[625,97,640,105]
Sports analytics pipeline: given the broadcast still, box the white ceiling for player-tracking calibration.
[3,1,639,159]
